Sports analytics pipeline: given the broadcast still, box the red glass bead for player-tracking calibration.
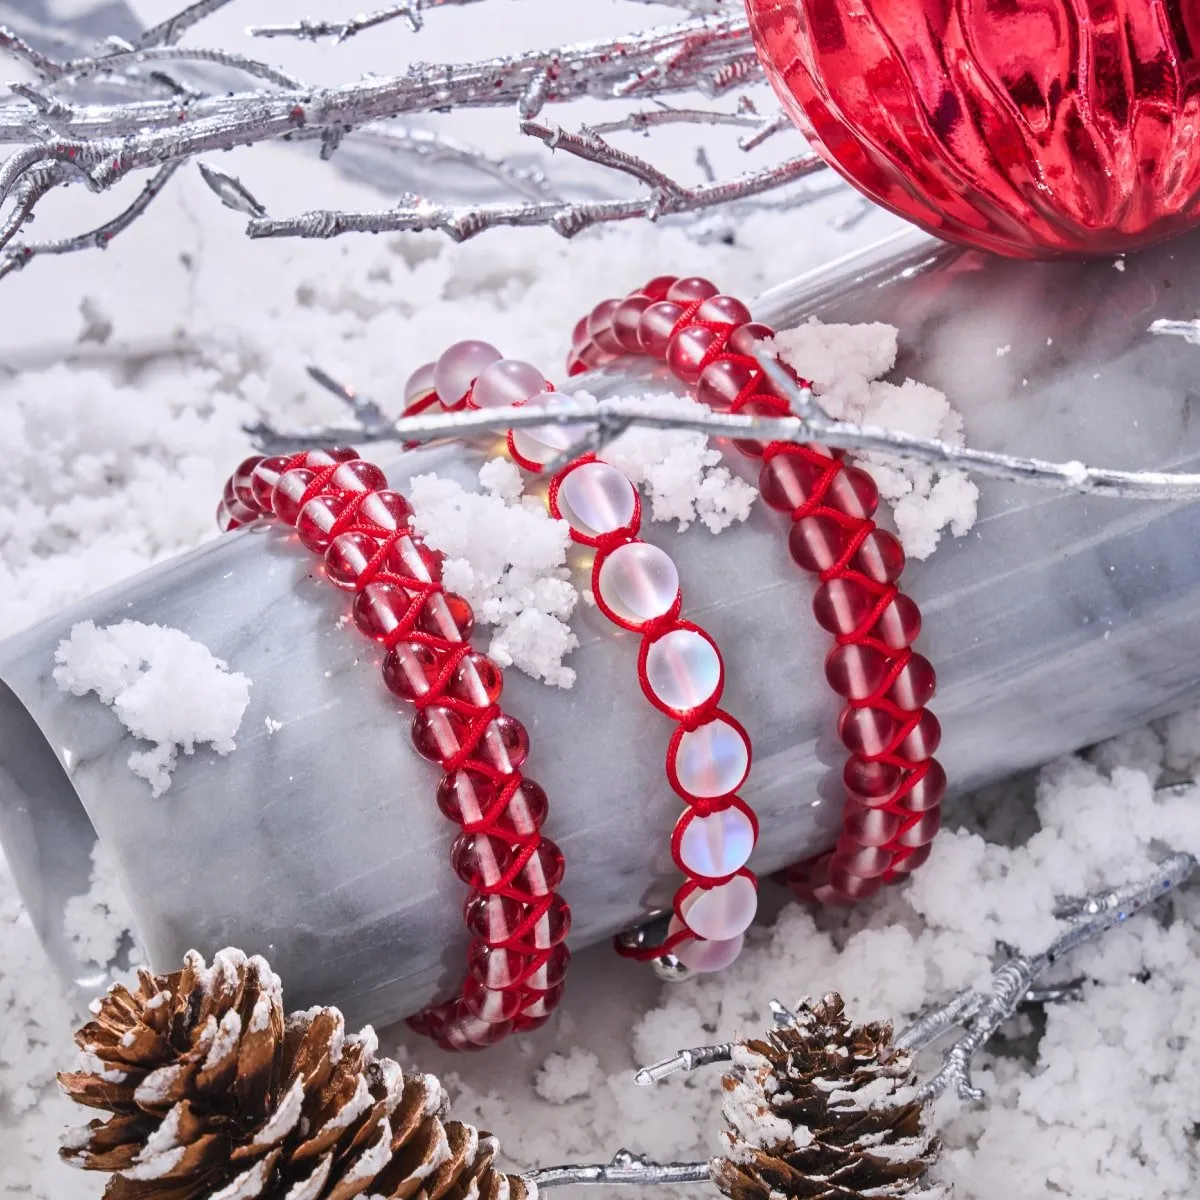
[852,529,905,584]
[222,477,238,507]
[325,531,383,590]
[789,514,847,570]
[330,459,387,495]
[828,465,879,521]
[896,710,941,762]
[827,856,884,900]
[462,976,524,1022]
[412,706,471,766]
[250,455,292,513]
[812,577,874,637]
[876,593,922,649]
[695,294,753,326]
[217,498,259,531]
[843,755,901,801]
[613,296,651,352]
[576,341,609,370]
[526,942,571,991]
[468,941,530,989]
[494,779,549,838]
[272,467,319,527]
[839,705,899,757]
[358,490,413,533]
[900,760,947,813]
[449,653,503,706]
[731,397,788,458]
[232,456,265,509]
[666,326,720,385]
[297,493,351,552]
[697,358,755,412]
[641,275,677,301]
[888,654,937,711]
[571,315,590,352]
[438,769,498,827]
[389,534,443,585]
[666,276,719,304]
[448,1014,513,1047]
[897,806,941,849]
[451,832,511,888]
[476,714,530,773]
[300,447,360,468]
[514,838,566,895]
[842,801,902,847]
[353,582,412,642]
[761,452,820,512]
[825,643,889,702]
[515,983,565,1023]
[419,592,474,643]
[726,322,775,357]
[588,299,624,355]
[637,300,685,358]
[464,891,571,947]
[382,641,439,702]
[831,842,892,879]
[890,843,933,875]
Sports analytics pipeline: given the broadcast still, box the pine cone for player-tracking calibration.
[711,993,942,1200]
[59,949,532,1200]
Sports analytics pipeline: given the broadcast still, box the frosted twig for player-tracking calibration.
[738,110,792,151]
[253,391,1200,502]
[589,104,766,136]
[524,1150,713,1191]
[626,0,737,9]
[60,46,305,91]
[0,25,65,79]
[635,1042,734,1086]
[0,163,61,254]
[245,154,823,241]
[306,365,391,434]
[139,0,238,48]
[250,0,489,40]
[197,162,266,216]
[895,851,1196,1101]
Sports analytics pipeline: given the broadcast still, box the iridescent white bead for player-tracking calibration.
[675,806,755,878]
[558,462,637,538]
[472,358,547,409]
[511,391,583,466]
[433,340,501,406]
[671,717,750,798]
[645,629,720,712]
[679,875,757,941]
[672,922,744,973]
[596,542,678,626]
[403,361,436,404]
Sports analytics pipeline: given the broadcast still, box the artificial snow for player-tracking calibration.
[53,620,251,796]
[61,841,141,968]
[767,319,979,559]
[408,463,580,687]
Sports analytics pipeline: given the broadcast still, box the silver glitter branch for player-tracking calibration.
[526,1150,713,1191]
[0,6,822,272]
[257,385,1200,502]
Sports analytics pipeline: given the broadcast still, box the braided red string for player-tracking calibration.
[217,449,570,1049]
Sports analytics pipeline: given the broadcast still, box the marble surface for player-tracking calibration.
[6,227,1200,1028]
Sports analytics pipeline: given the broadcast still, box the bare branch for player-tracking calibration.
[138,0,239,48]
[738,110,792,151]
[0,163,62,254]
[525,1150,712,1191]
[249,0,491,40]
[625,0,737,11]
[244,154,823,242]
[589,104,765,136]
[0,162,181,279]
[0,25,65,79]
[522,118,683,194]
[61,45,305,91]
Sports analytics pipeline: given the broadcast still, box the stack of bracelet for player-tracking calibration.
[564,276,945,905]
[402,342,760,973]
[217,447,570,1049]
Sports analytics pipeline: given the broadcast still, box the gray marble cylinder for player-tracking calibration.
[5,226,1200,1030]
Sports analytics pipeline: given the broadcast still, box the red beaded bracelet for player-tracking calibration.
[217,448,570,1049]
[566,277,945,906]
[404,344,761,974]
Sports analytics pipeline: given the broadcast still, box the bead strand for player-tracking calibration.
[569,276,945,905]
[218,448,570,1048]
[408,342,761,973]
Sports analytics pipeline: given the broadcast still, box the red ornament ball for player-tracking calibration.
[746,0,1200,258]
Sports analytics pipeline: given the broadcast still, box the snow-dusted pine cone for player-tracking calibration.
[712,993,942,1200]
[59,948,532,1200]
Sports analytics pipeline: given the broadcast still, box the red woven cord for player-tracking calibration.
[567,280,944,907]
[217,450,569,1048]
